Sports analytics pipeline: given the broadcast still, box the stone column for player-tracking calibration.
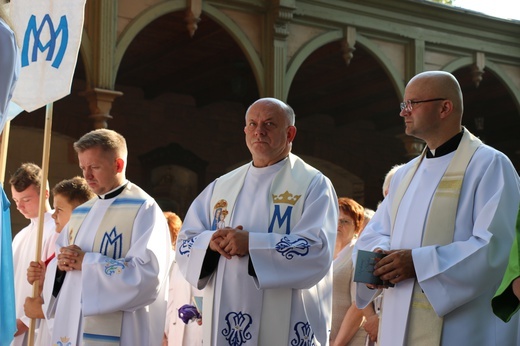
[83,0,122,128]
[264,0,295,100]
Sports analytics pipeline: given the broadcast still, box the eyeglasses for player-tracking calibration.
[400,98,447,112]
[338,219,353,226]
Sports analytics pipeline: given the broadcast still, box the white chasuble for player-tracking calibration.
[355,129,520,345]
[177,154,338,346]
[47,182,170,346]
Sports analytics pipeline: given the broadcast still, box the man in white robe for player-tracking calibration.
[176,98,338,346]
[355,71,520,345]
[44,129,171,346]
[10,163,55,346]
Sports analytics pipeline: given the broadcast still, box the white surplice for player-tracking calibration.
[44,182,171,346]
[177,158,338,346]
[355,144,520,345]
[11,212,55,346]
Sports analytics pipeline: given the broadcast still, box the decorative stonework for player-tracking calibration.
[186,0,202,37]
[472,52,485,87]
[397,133,425,158]
[342,26,357,65]
[272,3,295,39]
[82,88,123,129]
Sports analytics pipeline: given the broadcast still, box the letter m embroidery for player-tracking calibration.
[22,14,69,68]
[100,227,123,259]
[268,205,293,234]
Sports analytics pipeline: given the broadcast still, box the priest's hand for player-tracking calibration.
[211,226,249,259]
[373,249,416,286]
[24,296,45,319]
[58,245,85,271]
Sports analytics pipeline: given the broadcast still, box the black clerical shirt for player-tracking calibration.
[426,129,464,158]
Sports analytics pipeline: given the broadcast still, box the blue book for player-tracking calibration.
[354,250,394,287]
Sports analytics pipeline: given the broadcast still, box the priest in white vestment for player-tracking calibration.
[44,129,171,346]
[10,163,56,346]
[177,98,338,346]
[355,71,520,346]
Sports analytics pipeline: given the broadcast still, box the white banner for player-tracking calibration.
[10,0,86,112]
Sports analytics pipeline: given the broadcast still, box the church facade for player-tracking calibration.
[6,0,520,231]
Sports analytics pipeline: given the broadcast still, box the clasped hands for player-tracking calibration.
[210,226,249,259]
[366,248,416,289]
[57,244,85,272]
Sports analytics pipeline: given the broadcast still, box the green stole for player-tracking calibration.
[206,153,318,346]
[68,183,147,345]
[390,129,481,345]
[492,211,520,322]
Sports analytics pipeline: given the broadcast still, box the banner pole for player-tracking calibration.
[27,103,53,346]
[0,120,11,185]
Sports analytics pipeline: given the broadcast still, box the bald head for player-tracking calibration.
[246,98,295,126]
[408,71,464,118]
[401,71,465,149]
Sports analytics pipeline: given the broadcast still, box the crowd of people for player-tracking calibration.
[2,4,520,343]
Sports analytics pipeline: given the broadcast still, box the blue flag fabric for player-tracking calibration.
[0,185,15,346]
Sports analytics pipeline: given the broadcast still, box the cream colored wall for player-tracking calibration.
[4,127,82,236]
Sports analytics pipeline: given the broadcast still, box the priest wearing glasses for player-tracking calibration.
[355,71,520,346]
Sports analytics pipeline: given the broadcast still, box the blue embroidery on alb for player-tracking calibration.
[179,238,195,256]
[54,336,72,346]
[112,198,145,206]
[104,258,126,276]
[221,311,253,346]
[275,236,310,259]
[55,340,72,346]
[268,205,293,234]
[291,321,315,346]
[100,227,123,259]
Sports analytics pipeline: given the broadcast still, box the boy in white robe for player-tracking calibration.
[45,129,171,346]
[10,163,56,346]
[24,176,96,346]
[177,98,338,346]
[355,71,520,345]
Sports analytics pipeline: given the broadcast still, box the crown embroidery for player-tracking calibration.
[214,199,228,210]
[54,336,71,346]
[272,190,301,205]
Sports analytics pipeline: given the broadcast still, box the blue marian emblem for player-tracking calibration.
[100,227,123,259]
[22,14,69,68]
[221,311,253,346]
[104,258,126,276]
[291,322,315,346]
[179,237,196,256]
[275,236,310,259]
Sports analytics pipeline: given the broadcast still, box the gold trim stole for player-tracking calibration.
[206,153,318,346]
[67,183,147,345]
[390,129,481,345]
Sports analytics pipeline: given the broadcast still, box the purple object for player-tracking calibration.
[178,304,202,324]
